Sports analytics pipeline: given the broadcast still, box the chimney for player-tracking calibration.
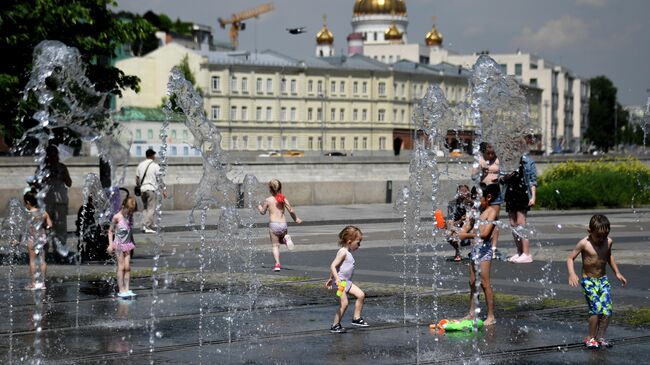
[347,32,364,56]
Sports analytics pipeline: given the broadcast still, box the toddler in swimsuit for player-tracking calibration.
[567,214,627,349]
[258,179,302,271]
[107,196,137,298]
[456,183,500,326]
[326,225,369,333]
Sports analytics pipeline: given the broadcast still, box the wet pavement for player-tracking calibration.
[1,204,649,363]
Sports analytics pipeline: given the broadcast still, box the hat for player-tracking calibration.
[145,148,156,157]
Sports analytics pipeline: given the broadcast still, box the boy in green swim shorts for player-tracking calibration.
[567,214,627,349]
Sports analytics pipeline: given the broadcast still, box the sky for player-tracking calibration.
[114,0,650,106]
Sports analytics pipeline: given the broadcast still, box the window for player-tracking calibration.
[353,81,358,94]
[147,129,153,140]
[353,109,358,121]
[340,137,345,150]
[257,136,263,149]
[530,78,538,87]
[241,106,248,120]
[281,107,287,121]
[331,81,336,93]
[231,76,237,92]
[230,106,237,120]
[339,81,345,93]
[393,109,397,122]
[331,108,336,121]
[135,129,141,139]
[308,80,313,93]
[307,108,313,120]
[290,107,296,121]
[378,109,385,122]
[499,64,507,74]
[242,136,248,149]
[362,109,367,120]
[290,79,297,94]
[266,78,273,93]
[231,136,238,149]
[317,80,323,93]
[171,130,177,139]
[353,137,358,150]
[136,146,142,156]
[281,136,287,149]
[211,76,221,92]
[318,136,323,149]
[378,82,386,96]
[266,107,273,121]
[401,110,405,122]
[256,78,263,93]
[340,109,345,121]
[331,137,336,149]
[362,82,367,94]
[291,136,297,149]
[308,137,314,150]
[317,108,323,120]
[515,63,522,76]
[266,136,273,149]
[379,137,386,150]
[183,130,188,140]
[362,137,368,149]
[183,146,189,156]
[530,63,538,70]
[280,78,287,93]
[241,77,248,93]
[170,146,177,155]
[256,106,262,121]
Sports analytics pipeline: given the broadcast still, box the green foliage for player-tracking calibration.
[0,0,155,146]
[537,158,650,209]
[586,76,630,152]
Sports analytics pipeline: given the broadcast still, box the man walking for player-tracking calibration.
[136,149,166,233]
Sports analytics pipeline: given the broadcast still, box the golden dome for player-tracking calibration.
[384,24,403,41]
[316,15,334,45]
[425,19,443,46]
[353,0,407,16]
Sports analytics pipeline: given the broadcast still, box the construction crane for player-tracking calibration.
[218,2,274,49]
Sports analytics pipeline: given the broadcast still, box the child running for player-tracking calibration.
[107,196,137,298]
[456,184,500,326]
[567,214,627,349]
[326,225,369,333]
[258,179,302,272]
[23,191,52,290]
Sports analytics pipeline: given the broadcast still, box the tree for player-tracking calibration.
[586,76,629,152]
[0,0,155,148]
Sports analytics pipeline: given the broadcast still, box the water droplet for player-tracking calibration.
[155,331,163,338]
[555,189,560,195]
[556,224,562,231]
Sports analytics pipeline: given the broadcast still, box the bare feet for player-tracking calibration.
[483,317,496,326]
[459,314,474,321]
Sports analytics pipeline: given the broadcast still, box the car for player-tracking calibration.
[324,151,347,156]
[282,150,304,157]
[258,150,281,157]
[449,149,463,157]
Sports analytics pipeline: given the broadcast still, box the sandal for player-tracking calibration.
[453,255,462,262]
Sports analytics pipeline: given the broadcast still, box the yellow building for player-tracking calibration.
[116,43,478,156]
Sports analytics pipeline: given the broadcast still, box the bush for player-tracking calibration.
[537,157,650,209]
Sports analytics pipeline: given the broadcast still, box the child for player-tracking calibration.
[326,225,369,333]
[257,179,302,271]
[456,184,500,326]
[23,191,52,290]
[445,184,473,261]
[107,196,137,298]
[567,214,627,349]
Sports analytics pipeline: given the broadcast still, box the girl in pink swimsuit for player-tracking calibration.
[107,196,137,298]
[258,179,302,271]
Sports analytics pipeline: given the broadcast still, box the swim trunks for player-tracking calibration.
[580,276,612,316]
[470,240,493,263]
